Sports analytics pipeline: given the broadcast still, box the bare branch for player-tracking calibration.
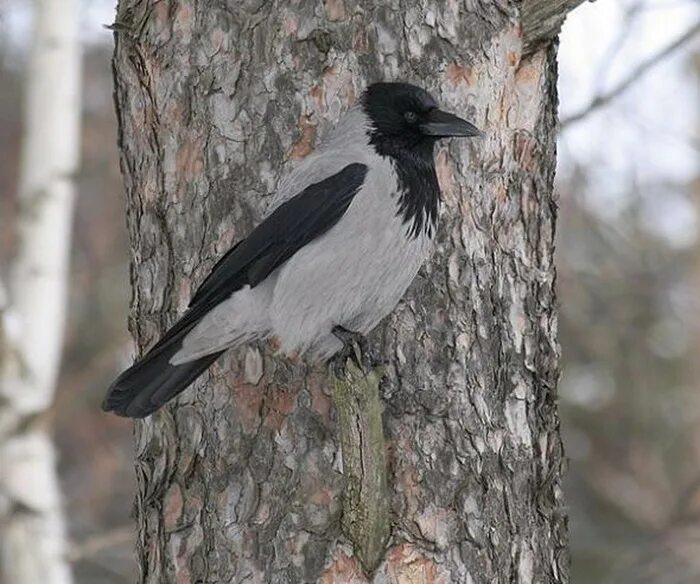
[522,0,589,55]
[561,20,700,128]
[593,1,645,91]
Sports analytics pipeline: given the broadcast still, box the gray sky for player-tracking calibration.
[559,0,699,247]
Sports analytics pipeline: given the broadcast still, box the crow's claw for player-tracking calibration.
[330,325,372,376]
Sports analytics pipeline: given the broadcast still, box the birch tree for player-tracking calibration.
[111,0,578,581]
[0,0,81,582]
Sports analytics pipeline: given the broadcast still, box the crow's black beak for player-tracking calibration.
[420,108,483,138]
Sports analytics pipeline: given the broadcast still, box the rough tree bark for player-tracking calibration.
[0,0,80,583]
[112,1,570,582]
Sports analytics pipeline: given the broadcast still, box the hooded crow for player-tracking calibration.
[103,82,482,418]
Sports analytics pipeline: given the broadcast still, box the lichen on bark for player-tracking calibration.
[331,359,390,573]
[112,0,568,582]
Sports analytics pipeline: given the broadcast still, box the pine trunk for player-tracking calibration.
[112,1,567,581]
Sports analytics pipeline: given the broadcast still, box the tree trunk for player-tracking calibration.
[0,0,81,582]
[112,1,567,582]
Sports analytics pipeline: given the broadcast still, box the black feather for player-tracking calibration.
[102,163,368,418]
[392,145,440,238]
[361,83,440,238]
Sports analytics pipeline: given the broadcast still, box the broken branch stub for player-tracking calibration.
[331,359,390,573]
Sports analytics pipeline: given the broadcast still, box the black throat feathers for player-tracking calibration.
[370,137,441,239]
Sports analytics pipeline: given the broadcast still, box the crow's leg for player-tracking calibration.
[330,325,372,376]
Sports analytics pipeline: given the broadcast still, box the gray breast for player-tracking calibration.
[173,107,438,365]
[269,153,436,360]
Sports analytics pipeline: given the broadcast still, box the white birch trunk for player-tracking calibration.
[0,0,81,582]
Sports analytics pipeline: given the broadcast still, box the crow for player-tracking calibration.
[103,82,482,418]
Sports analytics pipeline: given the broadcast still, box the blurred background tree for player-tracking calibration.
[0,2,134,581]
[1,0,81,581]
[0,0,697,581]
[557,2,700,582]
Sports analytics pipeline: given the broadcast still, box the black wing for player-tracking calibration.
[102,162,368,418]
[189,162,368,308]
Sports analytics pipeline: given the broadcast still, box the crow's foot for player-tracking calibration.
[330,326,372,377]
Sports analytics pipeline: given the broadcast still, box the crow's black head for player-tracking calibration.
[361,82,481,157]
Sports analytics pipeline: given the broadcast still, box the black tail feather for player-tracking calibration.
[102,324,224,418]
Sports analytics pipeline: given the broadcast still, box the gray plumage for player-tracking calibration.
[103,82,482,417]
[171,107,433,363]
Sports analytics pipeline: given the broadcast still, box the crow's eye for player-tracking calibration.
[404,111,418,124]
